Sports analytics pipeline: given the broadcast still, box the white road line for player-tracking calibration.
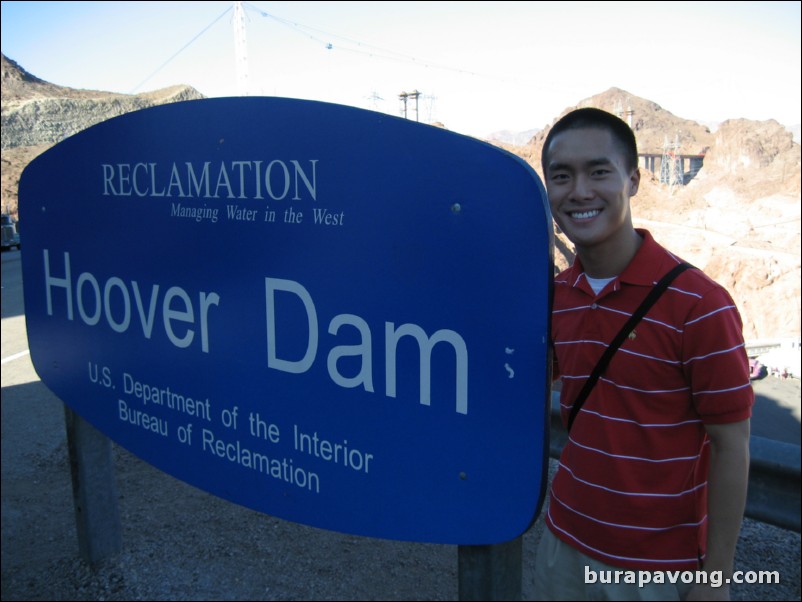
[1,349,30,365]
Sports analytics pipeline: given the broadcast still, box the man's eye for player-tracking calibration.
[550,173,569,182]
[591,169,610,177]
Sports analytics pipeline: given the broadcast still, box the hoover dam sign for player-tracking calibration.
[19,97,553,545]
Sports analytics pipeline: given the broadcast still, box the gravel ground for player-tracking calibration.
[2,372,800,601]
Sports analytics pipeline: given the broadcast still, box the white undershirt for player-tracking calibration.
[585,275,615,295]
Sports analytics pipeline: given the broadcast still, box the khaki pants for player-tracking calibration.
[533,529,695,601]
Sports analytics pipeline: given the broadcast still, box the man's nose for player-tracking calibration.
[570,175,594,200]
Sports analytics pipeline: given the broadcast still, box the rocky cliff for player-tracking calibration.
[522,86,715,157]
[1,54,205,150]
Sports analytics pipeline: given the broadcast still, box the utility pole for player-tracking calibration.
[408,90,420,122]
[233,1,249,96]
[399,90,421,121]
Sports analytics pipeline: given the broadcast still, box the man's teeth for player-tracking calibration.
[571,209,600,219]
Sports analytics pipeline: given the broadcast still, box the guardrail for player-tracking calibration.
[548,393,801,533]
[745,338,800,358]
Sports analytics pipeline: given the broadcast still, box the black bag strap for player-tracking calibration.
[566,262,693,433]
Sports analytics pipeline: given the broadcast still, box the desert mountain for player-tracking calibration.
[1,60,799,343]
[540,87,716,155]
[485,128,541,147]
[1,53,204,150]
[496,87,800,343]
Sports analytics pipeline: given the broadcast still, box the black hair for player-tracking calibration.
[541,107,639,174]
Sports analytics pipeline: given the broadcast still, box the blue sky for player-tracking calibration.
[2,1,800,137]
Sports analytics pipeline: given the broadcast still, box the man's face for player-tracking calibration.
[543,127,640,252]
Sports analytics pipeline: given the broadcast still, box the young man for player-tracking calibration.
[535,108,753,601]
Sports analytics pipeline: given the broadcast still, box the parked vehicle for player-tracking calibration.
[1,214,20,251]
[749,358,767,380]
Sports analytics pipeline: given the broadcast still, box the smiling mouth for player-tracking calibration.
[569,209,601,220]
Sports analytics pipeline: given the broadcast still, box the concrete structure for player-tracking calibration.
[639,152,705,185]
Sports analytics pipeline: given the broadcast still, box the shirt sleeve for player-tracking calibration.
[682,285,754,424]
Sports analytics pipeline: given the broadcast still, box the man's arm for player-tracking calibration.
[686,418,751,601]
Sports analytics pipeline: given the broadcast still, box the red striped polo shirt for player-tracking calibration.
[547,229,754,570]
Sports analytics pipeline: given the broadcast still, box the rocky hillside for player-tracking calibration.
[494,87,801,342]
[1,60,799,342]
[556,87,715,155]
[1,53,204,150]
[1,53,205,220]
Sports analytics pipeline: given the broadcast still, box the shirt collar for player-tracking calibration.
[566,229,671,291]
[618,230,670,286]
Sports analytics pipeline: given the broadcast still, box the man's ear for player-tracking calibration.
[629,168,641,197]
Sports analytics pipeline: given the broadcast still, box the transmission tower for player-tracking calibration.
[422,93,437,124]
[366,91,384,111]
[660,134,684,193]
[233,1,249,96]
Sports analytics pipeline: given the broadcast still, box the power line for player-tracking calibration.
[129,5,232,94]
[130,1,538,102]
[241,1,524,85]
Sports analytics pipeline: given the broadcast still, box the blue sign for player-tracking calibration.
[20,97,552,545]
